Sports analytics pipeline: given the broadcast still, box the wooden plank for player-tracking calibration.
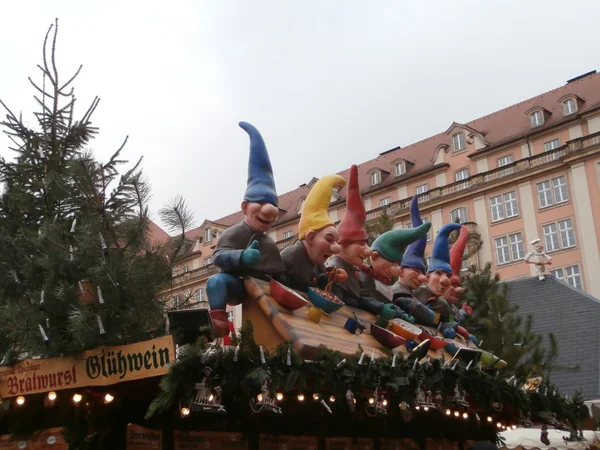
[243,277,450,360]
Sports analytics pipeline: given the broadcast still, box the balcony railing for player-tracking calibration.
[276,234,297,250]
[171,264,219,287]
[367,131,600,222]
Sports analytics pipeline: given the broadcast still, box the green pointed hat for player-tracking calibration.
[371,223,432,263]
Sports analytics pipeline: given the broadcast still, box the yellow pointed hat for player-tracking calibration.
[298,174,346,239]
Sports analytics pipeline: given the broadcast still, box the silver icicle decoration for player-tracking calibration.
[319,398,332,414]
[97,286,105,304]
[286,346,292,366]
[69,245,75,262]
[391,354,397,368]
[357,351,366,365]
[336,358,346,368]
[370,350,376,364]
[96,315,106,335]
[99,233,107,251]
[39,324,49,343]
[259,345,266,364]
[233,345,240,362]
[40,290,45,304]
[70,218,77,233]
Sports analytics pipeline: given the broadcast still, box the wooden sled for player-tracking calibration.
[242,277,482,362]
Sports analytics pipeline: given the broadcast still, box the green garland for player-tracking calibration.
[146,322,589,430]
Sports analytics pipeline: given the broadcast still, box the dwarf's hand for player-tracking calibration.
[241,240,260,266]
[334,269,348,283]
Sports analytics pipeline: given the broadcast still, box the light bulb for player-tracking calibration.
[487,416,493,422]
[423,406,429,411]
[462,412,468,419]
[312,393,320,400]
[415,405,420,410]
[72,393,82,404]
[208,394,214,402]
[497,422,502,428]
[257,394,263,402]
[446,409,451,415]
[104,393,114,404]
[329,395,336,403]
[382,399,388,407]
[511,425,517,430]
[276,393,283,401]
[297,394,305,402]
[47,392,57,401]
[454,411,460,417]
[368,397,374,405]
[181,407,190,416]
[16,396,25,406]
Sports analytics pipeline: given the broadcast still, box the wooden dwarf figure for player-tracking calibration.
[206,122,286,337]
[525,238,552,281]
[280,174,347,292]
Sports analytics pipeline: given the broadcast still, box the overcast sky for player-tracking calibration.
[1,1,598,233]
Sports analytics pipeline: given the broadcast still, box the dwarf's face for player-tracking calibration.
[303,225,341,265]
[536,245,544,253]
[427,269,451,296]
[339,240,372,266]
[398,267,427,290]
[443,275,463,304]
[242,201,279,233]
[370,252,402,279]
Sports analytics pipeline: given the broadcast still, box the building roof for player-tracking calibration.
[502,275,600,400]
[181,70,600,237]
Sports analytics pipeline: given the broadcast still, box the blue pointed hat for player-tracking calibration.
[401,196,428,272]
[428,222,462,273]
[240,121,278,207]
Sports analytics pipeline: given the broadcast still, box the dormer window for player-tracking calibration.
[452,132,466,152]
[563,98,577,116]
[204,228,213,243]
[394,162,406,177]
[530,111,543,127]
[370,171,381,185]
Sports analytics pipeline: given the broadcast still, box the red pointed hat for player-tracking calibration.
[338,165,368,244]
[450,225,469,284]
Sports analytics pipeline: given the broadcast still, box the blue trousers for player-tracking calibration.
[206,273,246,310]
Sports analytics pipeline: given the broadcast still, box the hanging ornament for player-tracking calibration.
[249,376,282,415]
[364,386,387,417]
[69,245,75,262]
[345,389,356,413]
[190,367,226,415]
[452,384,469,409]
[70,218,77,233]
[38,324,49,344]
[96,315,106,335]
[399,401,413,422]
[39,290,45,305]
[286,346,291,366]
[414,382,435,411]
[540,425,550,446]
[97,286,105,304]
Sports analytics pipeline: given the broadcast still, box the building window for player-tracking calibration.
[455,168,470,182]
[204,256,213,266]
[530,111,543,127]
[379,197,391,207]
[172,295,180,308]
[494,232,524,265]
[395,162,405,176]
[182,265,189,273]
[536,176,568,208]
[452,133,466,152]
[563,98,577,116]
[461,259,471,272]
[283,230,293,239]
[422,216,432,242]
[544,138,561,152]
[424,256,431,268]
[195,288,205,304]
[542,218,575,252]
[549,265,582,289]
[450,207,468,224]
[489,191,519,222]
[498,155,514,167]
[416,183,429,195]
[370,171,381,185]
[204,228,213,243]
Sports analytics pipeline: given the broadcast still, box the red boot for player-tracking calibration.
[210,310,230,338]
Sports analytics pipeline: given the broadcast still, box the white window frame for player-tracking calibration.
[490,191,519,222]
[424,256,431,268]
[497,155,514,167]
[530,111,543,127]
[536,175,569,208]
[454,168,470,182]
[182,265,189,273]
[204,228,213,243]
[549,265,582,290]
[544,138,561,152]
[416,183,429,195]
[450,207,468,224]
[204,256,213,266]
[395,162,405,177]
[452,132,466,152]
[283,230,293,239]
[494,232,524,265]
[173,295,180,308]
[196,288,205,304]
[379,197,391,207]
[542,218,576,252]
[563,98,577,116]
[422,216,432,242]
[370,171,381,186]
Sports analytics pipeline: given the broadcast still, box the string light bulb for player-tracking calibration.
[511,425,517,430]
[208,394,214,402]
[72,393,83,404]
[276,393,283,401]
[462,412,468,419]
[415,405,420,410]
[382,399,388,407]
[368,397,375,405]
[454,411,460,417]
[181,407,190,416]
[47,392,57,401]
[487,416,493,422]
[329,395,336,403]
[446,409,451,415]
[16,396,25,406]
[257,394,263,402]
[297,394,305,402]
[104,393,114,404]
[423,406,429,411]
[312,393,320,401]
[497,422,502,428]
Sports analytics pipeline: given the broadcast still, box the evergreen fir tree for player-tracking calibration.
[461,262,576,381]
[366,206,394,245]
[0,20,191,359]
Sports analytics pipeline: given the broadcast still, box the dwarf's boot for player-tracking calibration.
[209,310,230,338]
